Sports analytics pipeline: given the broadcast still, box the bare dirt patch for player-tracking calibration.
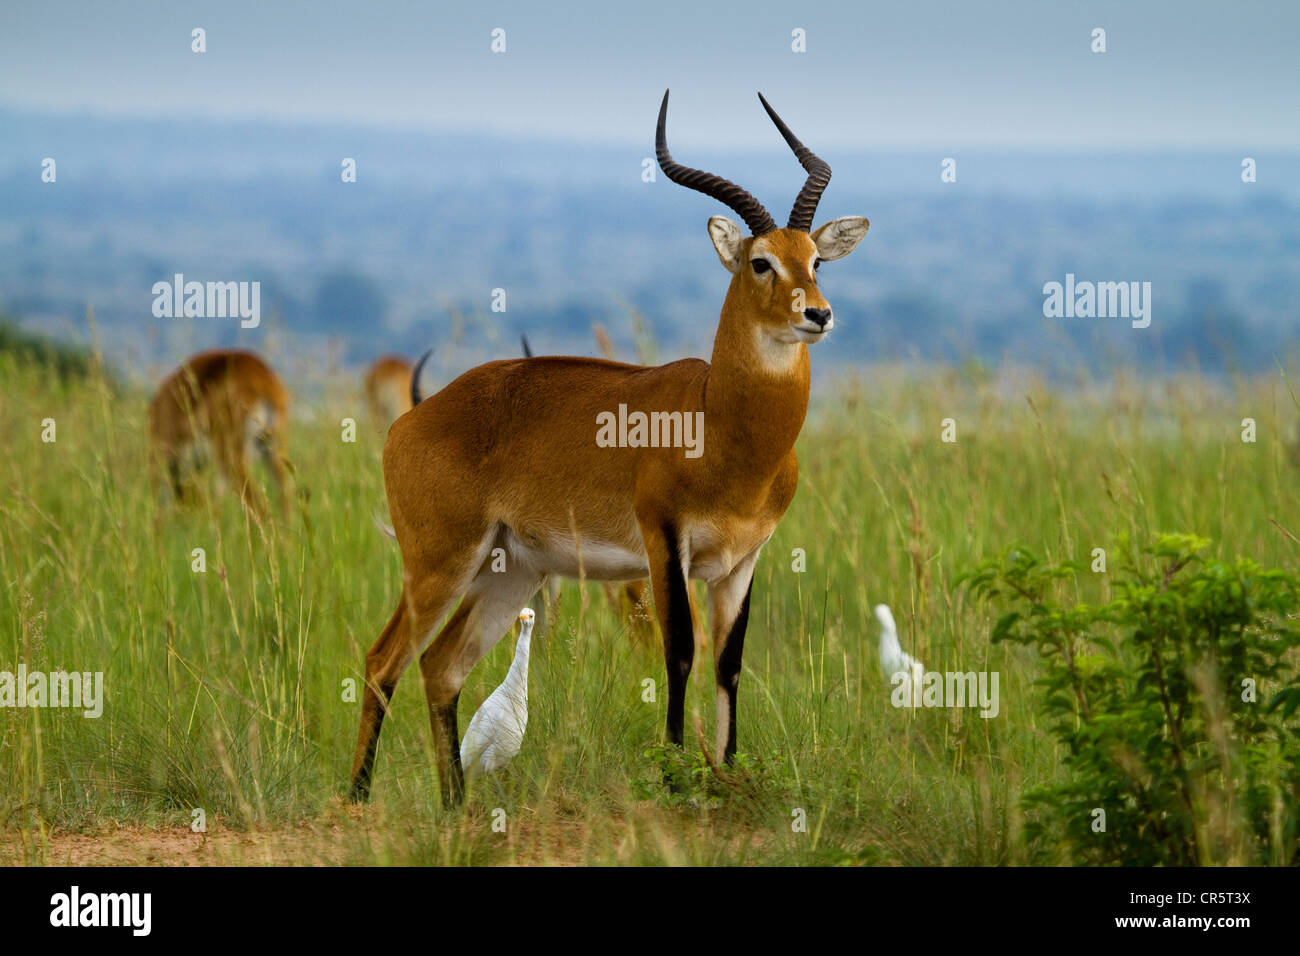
[0,822,354,867]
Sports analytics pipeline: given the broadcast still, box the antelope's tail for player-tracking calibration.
[372,511,397,539]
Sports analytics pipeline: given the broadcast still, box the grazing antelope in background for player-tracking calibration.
[349,90,869,806]
[148,348,289,515]
[364,354,414,427]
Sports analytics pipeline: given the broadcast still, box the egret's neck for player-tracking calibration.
[501,629,532,696]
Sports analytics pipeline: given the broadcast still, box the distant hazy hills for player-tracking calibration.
[2,107,1297,376]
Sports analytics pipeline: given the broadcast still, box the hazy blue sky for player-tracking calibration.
[3,0,1298,148]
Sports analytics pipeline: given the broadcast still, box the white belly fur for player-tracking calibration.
[501,520,759,585]
[505,528,649,581]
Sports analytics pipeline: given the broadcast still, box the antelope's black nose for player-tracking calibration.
[803,308,831,328]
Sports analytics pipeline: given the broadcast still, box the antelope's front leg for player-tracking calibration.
[643,522,694,748]
[709,549,761,764]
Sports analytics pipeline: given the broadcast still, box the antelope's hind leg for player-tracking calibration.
[348,559,478,802]
[418,560,542,807]
[349,598,410,802]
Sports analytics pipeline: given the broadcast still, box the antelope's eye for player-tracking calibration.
[813,258,822,271]
[750,258,771,274]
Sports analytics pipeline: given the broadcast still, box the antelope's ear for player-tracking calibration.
[811,217,869,261]
[708,216,745,274]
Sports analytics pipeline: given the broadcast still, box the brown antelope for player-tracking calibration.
[364,355,414,427]
[349,90,868,805]
[148,348,289,514]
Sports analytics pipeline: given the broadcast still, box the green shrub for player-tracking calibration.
[962,534,1300,865]
[0,317,99,384]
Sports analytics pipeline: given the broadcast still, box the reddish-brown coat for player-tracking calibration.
[148,349,289,514]
[363,355,413,427]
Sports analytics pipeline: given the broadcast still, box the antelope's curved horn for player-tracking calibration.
[656,90,777,236]
[758,92,831,232]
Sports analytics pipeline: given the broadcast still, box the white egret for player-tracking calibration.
[460,608,535,778]
[875,604,925,707]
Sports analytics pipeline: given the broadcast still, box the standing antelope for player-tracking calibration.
[363,355,415,427]
[148,348,289,514]
[349,91,869,805]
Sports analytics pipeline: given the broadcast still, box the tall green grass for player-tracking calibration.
[1,346,1296,865]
